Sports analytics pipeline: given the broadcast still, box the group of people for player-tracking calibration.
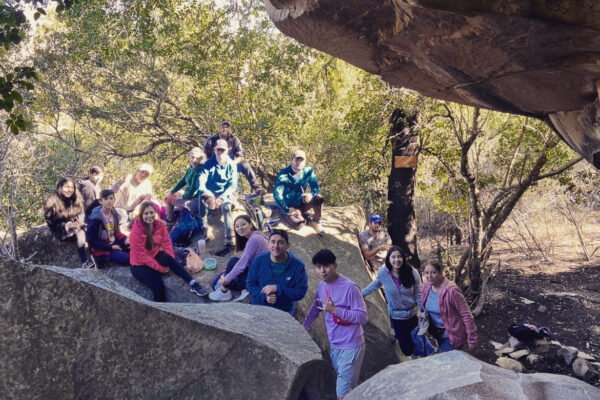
[42,119,477,400]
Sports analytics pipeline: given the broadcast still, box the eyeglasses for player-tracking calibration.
[371,221,382,225]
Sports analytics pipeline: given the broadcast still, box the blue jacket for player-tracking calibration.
[246,251,308,312]
[361,266,422,320]
[197,155,238,200]
[273,165,320,213]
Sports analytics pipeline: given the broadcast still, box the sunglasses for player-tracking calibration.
[216,148,227,153]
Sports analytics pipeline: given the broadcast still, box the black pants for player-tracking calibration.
[281,194,324,229]
[60,229,87,263]
[221,256,249,292]
[237,160,260,190]
[391,315,419,356]
[130,251,193,302]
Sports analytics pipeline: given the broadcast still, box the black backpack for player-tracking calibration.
[508,323,552,343]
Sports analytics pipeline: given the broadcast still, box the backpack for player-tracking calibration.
[411,326,436,357]
[169,208,202,247]
[508,323,552,343]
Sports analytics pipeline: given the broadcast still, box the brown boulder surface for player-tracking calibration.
[265,0,600,166]
[0,258,325,400]
[346,351,600,400]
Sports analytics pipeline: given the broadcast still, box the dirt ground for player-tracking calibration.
[421,226,600,386]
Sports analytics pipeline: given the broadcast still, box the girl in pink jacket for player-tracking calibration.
[130,202,208,302]
[420,261,477,352]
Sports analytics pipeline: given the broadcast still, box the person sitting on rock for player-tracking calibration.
[78,165,105,219]
[246,229,308,315]
[86,189,130,269]
[129,201,208,302]
[209,215,269,302]
[420,261,477,352]
[358,213,392,271]
[204,119,266,195]
[164,147,206,225]
[112,163,155,225]
[303,249,368,400]
[44,177,94,269]
[198,139,238,257]
[273,149,324,235]
[361,246,422,357]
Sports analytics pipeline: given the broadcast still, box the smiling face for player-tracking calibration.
[369,220,383,233]
[234,217,252,238]
[424,263,444,287]
[314,263,338,283]
[389,250,402,271]
[189,151,204,167]
[291,156,305,172]
[141,204,156,224]
[134,170,150,184]
[61,181,75,198]
[269,234,290,261]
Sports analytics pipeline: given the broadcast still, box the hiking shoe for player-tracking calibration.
[81,259,96,270]
[209,288,232,301]
[233,291,250,303]
[215,243,234,257]
[389,328,397,344]
[190,282,209,297]
[309,221,325,236]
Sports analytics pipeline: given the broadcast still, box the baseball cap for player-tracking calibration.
[219,119,231,127]
[138,163,153,174]
[292,149,306,160]
[369,214,383,223]
[214,139,228,150]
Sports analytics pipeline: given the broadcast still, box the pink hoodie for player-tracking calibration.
[129,218,174,273]
[421,279,478,349]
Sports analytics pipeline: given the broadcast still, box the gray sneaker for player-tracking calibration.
[209,288,232,301]
[81,259,96,270]
[233,291,250,302]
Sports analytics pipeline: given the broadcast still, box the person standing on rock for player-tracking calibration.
[420,261,477,352]
[303,249,368,400]
[203,119,266,195]
[129,201,208,301]
[273,149,324,235]
[44,177,94,269]
[246,229,308,314]
[361,246,422,357]
[198,139,238,257]
[358,213,392,271]
[78,165,105,219]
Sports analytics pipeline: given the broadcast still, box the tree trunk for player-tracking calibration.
[387,109,421,269]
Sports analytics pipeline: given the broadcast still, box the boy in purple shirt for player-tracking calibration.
[303,249,368,400]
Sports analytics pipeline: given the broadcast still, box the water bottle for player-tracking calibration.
[196,239,206,256]
[266,219,280,234]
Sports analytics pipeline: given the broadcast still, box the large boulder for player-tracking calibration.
[346,351,600,399]
[0,258,326,400]
[265,0,600,166]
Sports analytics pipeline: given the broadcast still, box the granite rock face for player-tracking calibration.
[346,351,600,400]
[266,0,600,166]
[0,258,325,400]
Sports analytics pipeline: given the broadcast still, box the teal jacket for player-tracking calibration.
[273,165,320,213]
[170,164,203,199]
[198,155,238,200]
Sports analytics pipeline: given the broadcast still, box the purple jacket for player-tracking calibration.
[303,275,368,350]
[225,231,268,282]
[421,279,478,348]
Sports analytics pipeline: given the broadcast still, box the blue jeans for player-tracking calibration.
[330,343,365,398]
[436,336,454,353]
[200,198,233,244]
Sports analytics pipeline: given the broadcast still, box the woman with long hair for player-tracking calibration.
[361,246,422,356]
[129,202,208,302]
[209,214,268,302]
[420,261,477,352]
[44,177,93,268]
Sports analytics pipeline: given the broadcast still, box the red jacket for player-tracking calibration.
[421,279,478,349]
[129,218,174,273]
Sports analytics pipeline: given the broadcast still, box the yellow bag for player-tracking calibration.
[186,251,204,274]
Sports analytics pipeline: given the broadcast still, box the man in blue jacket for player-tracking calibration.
[198,139,238,256]
[246,229,308,315]
[273,149,324,235]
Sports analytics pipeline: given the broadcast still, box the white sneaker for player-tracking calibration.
[209,288,232,301]
[233,291,250,302]
[81,259,95,270]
